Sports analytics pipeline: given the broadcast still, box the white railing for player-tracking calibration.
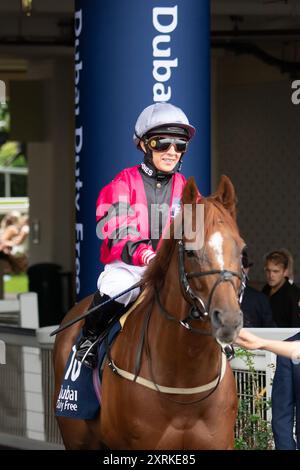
[0,197,29,214]
[0,292,39,329]
[0,293,63,449]
[0,325,63,449]
[0,166,28,200]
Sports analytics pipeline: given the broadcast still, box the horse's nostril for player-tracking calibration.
[212,309,224,328]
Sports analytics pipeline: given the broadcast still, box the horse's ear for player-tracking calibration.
[182,177,200,205]
[213,175,237,219]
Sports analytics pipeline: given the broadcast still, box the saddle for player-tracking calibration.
[55,292,145,420]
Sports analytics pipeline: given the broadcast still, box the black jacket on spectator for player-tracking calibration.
[241,284,277,327]
[262,278,300,327]
[272,332,300,449]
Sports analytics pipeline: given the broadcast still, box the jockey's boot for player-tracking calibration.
[75,292,126,369]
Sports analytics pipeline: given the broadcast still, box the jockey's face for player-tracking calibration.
[152,145,182,172]
[141,136,183,173]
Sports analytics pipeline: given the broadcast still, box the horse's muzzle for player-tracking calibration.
[211,308,243,343]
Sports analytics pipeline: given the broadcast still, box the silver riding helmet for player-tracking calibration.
[133,102,196,148]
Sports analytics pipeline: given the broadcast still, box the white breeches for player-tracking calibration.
[97,261,147,306]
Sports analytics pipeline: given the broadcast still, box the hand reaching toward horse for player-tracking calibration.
[235,328,300,361]
[235,329,265,350]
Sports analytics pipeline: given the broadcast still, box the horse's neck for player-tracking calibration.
[148,251,220,383]
[159,250,187,320]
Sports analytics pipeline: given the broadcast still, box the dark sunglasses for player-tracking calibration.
[145,136,189,153]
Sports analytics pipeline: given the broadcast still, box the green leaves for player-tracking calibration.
[234,348,274,450]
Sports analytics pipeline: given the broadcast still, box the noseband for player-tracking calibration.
[156,240,246,334]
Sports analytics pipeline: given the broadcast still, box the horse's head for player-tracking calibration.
[181,175,245,344]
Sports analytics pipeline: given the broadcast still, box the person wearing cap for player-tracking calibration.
[241,251,276,327]
[76,102,196,368]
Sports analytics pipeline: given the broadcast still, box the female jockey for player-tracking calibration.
[76,102,196,368]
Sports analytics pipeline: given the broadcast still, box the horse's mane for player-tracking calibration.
[142,196,240,296]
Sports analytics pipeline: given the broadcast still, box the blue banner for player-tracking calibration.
[75,0,210,300]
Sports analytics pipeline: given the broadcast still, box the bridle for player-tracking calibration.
[155,239,246,335]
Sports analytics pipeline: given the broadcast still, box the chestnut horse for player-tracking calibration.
[53,175,245,450]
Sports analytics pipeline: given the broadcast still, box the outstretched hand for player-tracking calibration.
[235,328,300,360]
[234,328,264,351]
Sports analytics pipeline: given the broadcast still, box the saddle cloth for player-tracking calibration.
[54,294,144,420]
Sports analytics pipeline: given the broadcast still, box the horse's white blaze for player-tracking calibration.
[208,232,224,270]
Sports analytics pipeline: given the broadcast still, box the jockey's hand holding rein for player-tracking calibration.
[141,248,156,266]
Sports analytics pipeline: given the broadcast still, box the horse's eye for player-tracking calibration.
[186,250,196,258]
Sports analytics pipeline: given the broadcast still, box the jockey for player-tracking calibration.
[76,102,196,368]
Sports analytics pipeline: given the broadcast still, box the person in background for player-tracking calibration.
[262,250,300,327]
[279,248,294,285]
[0,211,21,254]
[241,251,276,327]
[271,331,300,450]
[0,211,28,274]
[10,215,29,256]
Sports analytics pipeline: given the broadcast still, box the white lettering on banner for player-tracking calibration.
[75,8,83,296]
[56,383,79,413]
[153,7,178,33]
[64,346,76,380]
[153,58,178,83]
[57,347,81,413]
[71,355,82,382]
[291,80,300,105]
[75,224,83,294]
[152,35,171,58]
[58,385,78,401]
[75,9,82,116]
[75,149,83,211]
[64,345,82,382]
[152,6,178,102]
